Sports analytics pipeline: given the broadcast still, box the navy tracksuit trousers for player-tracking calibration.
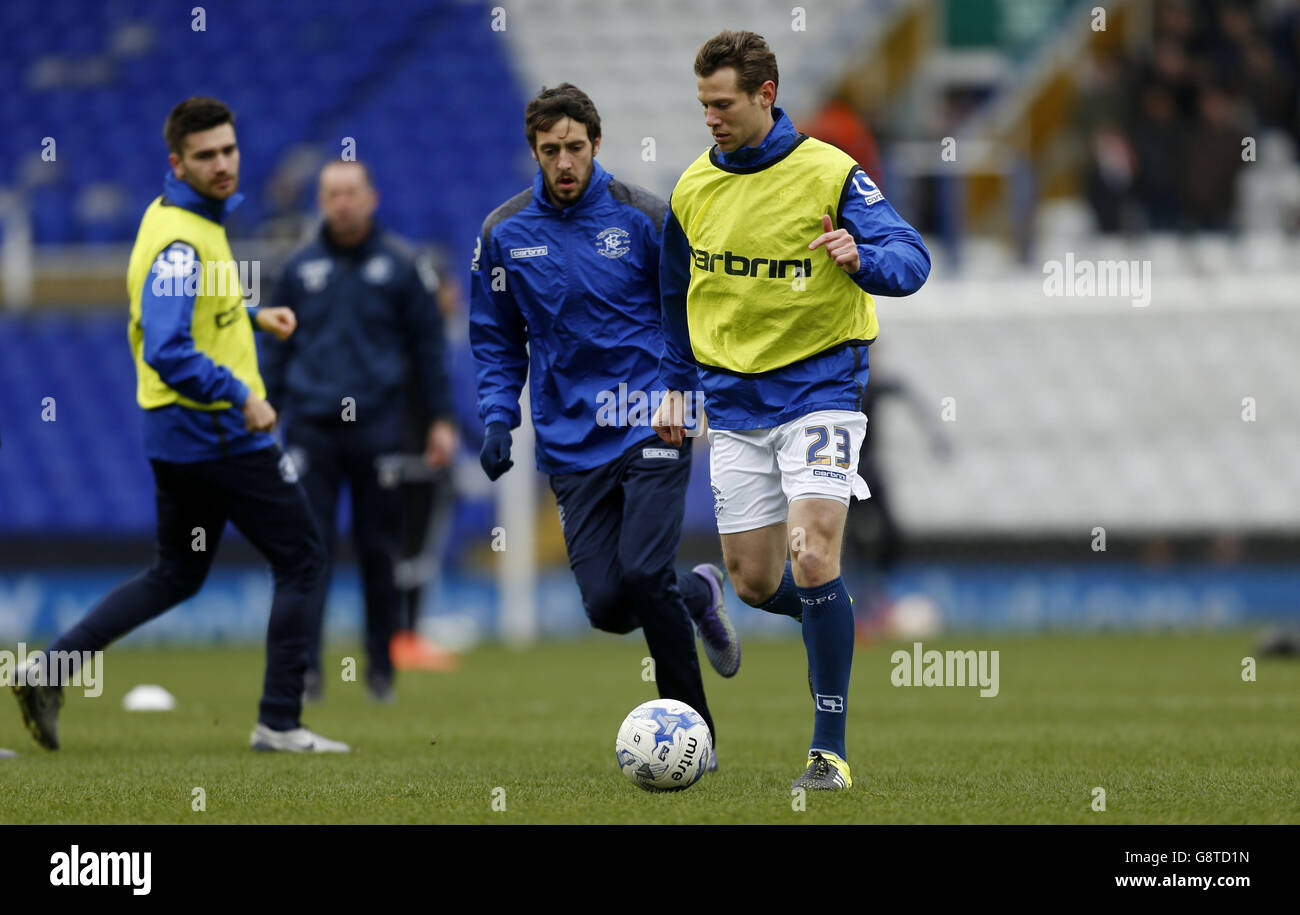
[286,415,404,684]
[48,445,327,730]
[549,435,715,741]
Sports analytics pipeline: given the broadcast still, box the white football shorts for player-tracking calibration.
[707,409,870,534]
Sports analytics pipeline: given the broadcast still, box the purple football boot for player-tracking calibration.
[690,563,740,677]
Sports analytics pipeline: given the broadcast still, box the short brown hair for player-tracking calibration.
[694,30,779,98]
[164,97,235,155]
[524,83,601,149]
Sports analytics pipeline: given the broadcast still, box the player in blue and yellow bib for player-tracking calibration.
[9,98,349,754]
[654,31,931,790]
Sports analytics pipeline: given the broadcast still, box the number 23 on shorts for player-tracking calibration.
[805,425,850,468]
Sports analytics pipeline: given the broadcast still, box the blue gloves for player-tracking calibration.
[479,421,514,481]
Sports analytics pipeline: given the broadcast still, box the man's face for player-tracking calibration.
[170,123,239,200]
[531,117,600,207]
[697,67,775,153]
[317,163,378,238]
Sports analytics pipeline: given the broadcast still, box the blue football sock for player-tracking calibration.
[676,569,711,620]
[757,560,802,619]
[800,576,854,760]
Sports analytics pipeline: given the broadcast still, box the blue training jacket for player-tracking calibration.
[470,160,683,475]
[137,171,274,463]
[260,222,454,445]
[659,108,932,430]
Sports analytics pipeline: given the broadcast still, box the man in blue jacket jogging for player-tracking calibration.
[470,84,738,755]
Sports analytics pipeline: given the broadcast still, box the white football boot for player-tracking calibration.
[250,723,351,753]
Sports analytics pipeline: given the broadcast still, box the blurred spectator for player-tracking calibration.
[1241,38,1293,130]
[1154,0,1195,44]
[1083,126,1138,233]
[1180,88,1247,231]
[1131,85,1185,230]
[1083,0,1299,235]
[1078,54,1139,232]
[1146,37,1199,117]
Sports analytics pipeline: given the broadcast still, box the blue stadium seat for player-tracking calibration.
[1,1,531,533]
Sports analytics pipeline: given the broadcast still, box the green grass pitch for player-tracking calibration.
[1,632,1297,824]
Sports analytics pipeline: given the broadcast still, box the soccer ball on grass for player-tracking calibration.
[615,699,712,791]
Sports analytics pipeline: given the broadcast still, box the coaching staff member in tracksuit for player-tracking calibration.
[262,160,458,702]
[470,83,739,752]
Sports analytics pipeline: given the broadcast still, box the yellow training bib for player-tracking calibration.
[669,135,878,374]
[125,196,264,410]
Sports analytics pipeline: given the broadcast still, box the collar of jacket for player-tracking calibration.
[715,106,796,169]
[532,158,612,217]
[320,219,381,256]
[161,171,244,223]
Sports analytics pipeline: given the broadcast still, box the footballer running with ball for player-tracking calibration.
[470,84,740,758]
[653,31,931,790]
